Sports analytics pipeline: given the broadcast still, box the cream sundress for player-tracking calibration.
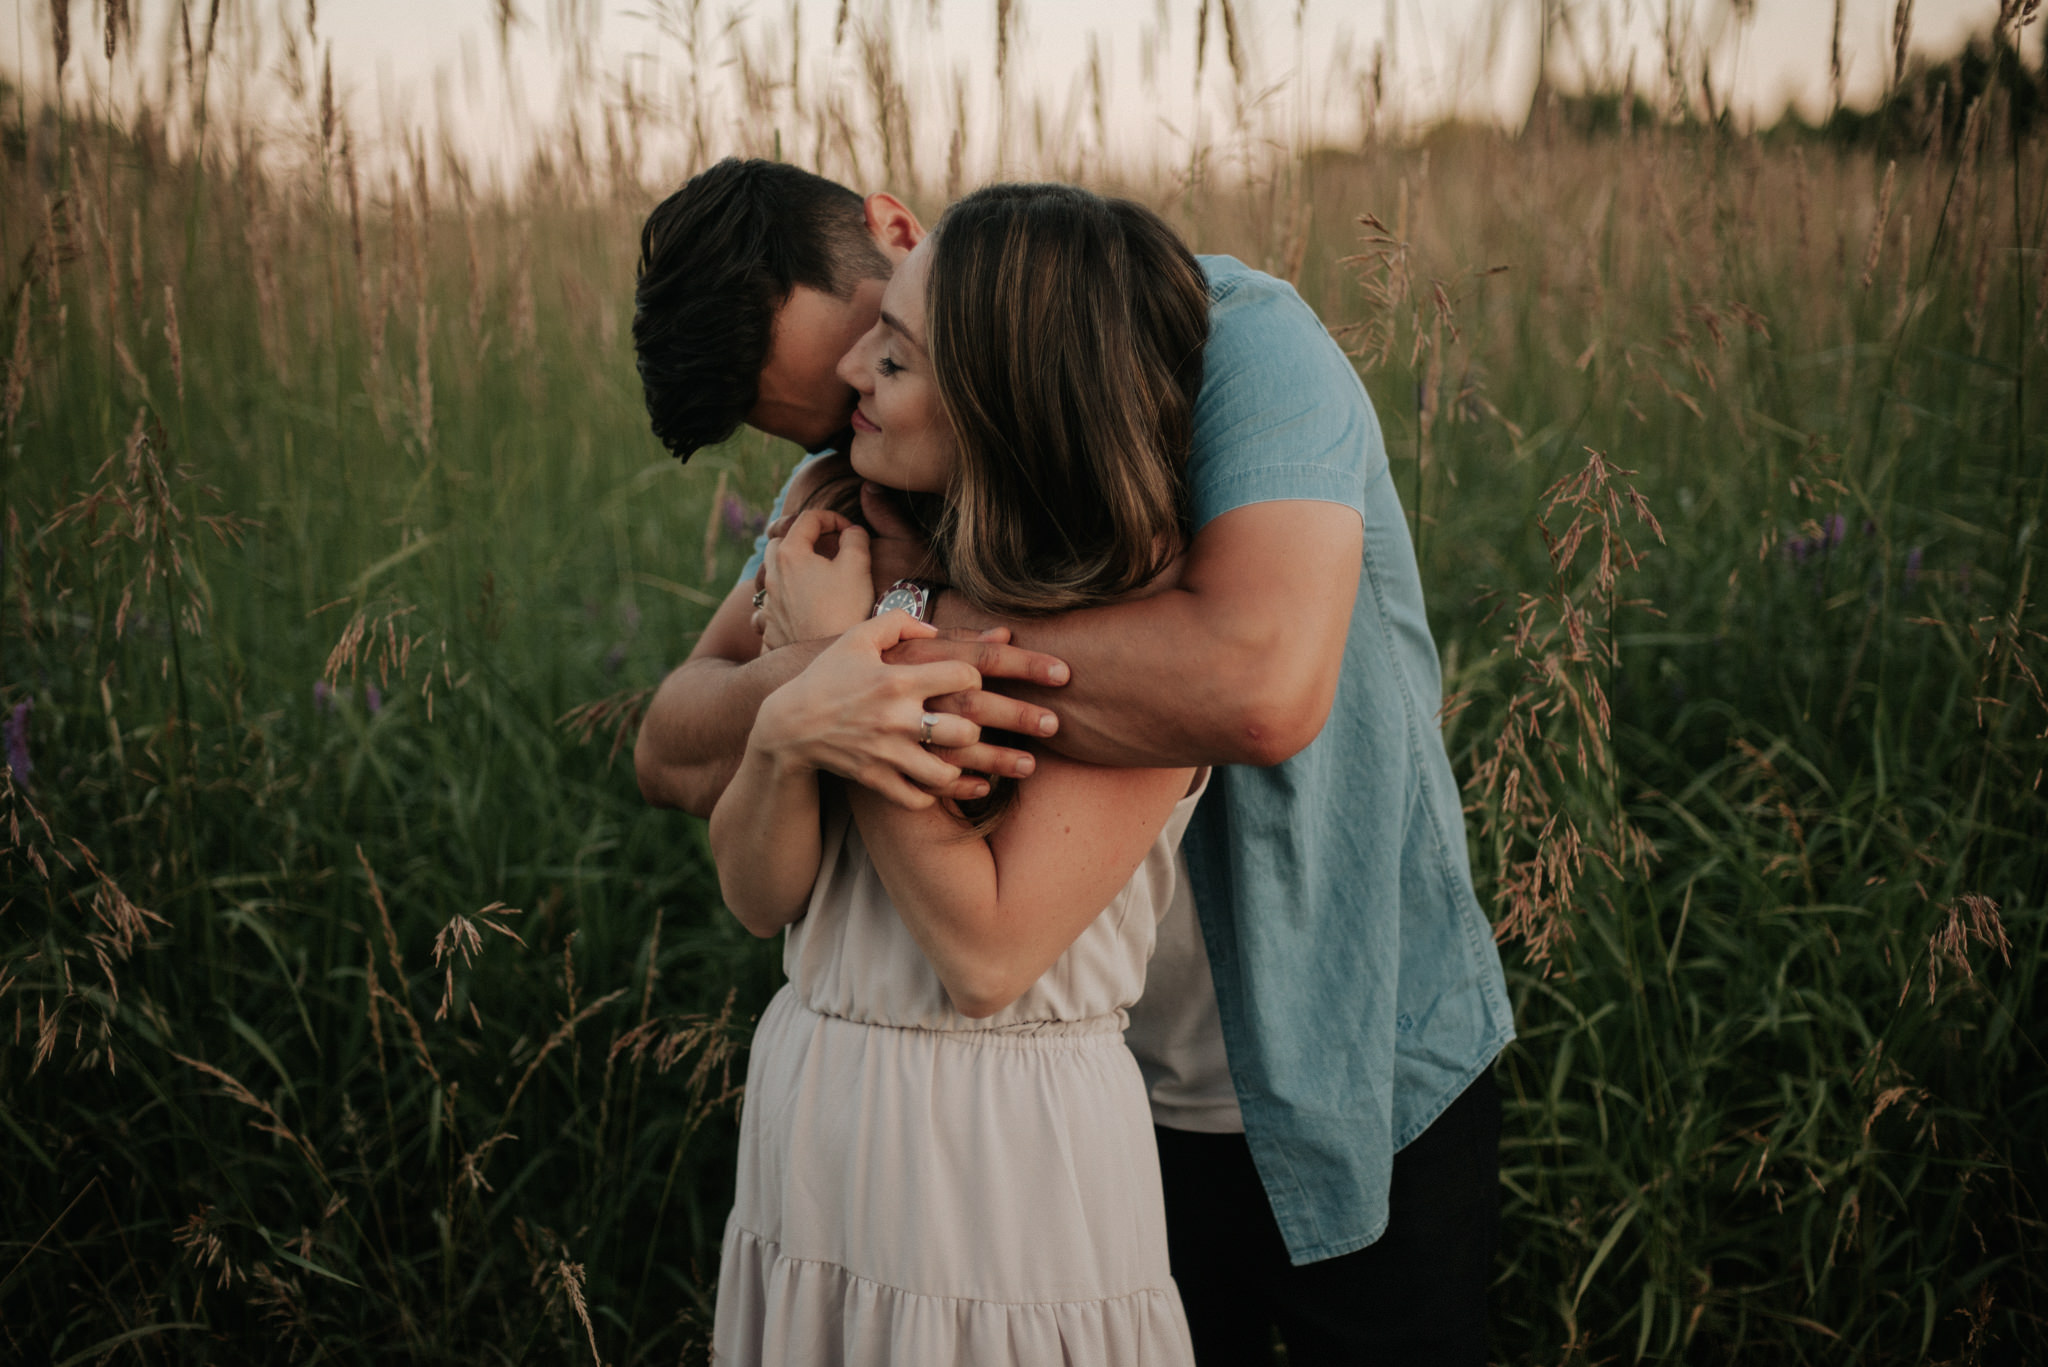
[713,775,1207,1366]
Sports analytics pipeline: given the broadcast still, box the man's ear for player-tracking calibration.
[864,193,924,263]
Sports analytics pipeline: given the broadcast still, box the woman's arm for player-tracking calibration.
[848,754,1196,1018]
[708,613,985,936]
[706,711,830,937]
[633,505,1067,816]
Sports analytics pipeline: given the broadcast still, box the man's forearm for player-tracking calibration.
[633,642,822,816]
[952,586,1325,770]
[931,500,1364,771]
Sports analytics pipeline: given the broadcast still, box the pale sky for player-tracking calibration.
[4,1,2025,186]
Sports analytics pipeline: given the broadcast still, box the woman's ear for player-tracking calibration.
[864,193,925,262]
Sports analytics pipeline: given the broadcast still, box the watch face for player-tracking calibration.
[875,580,931,622]
[877,587,922,617]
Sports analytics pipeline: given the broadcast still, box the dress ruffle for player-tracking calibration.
[715,1225,1196,1367]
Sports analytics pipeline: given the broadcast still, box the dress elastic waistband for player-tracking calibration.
[785,994,1128,1048]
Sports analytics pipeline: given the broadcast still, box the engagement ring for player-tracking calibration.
[919,713,939,747]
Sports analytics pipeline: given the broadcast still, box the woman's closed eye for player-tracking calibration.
[875,355,905,378]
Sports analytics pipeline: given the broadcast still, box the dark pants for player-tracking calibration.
[1156,1070,1500,1367]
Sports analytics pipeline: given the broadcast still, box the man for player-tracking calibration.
[632,157,1514,1363]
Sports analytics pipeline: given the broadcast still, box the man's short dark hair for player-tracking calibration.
[633,159,889,461]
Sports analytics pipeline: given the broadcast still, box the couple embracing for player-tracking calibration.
[630,160,1514,1366]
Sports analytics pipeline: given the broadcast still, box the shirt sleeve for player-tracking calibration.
[1185,259,1384,531]
[735,449,837,586]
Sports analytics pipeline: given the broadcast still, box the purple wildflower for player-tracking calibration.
[1824,514,1846,549]
[1784,538,1811,564]
[314,680,336,713]
[722,493,766,539]
[5,699,32,782]
[365,685,383,715]
[603,643,628,674]
[1904,547,1923,594]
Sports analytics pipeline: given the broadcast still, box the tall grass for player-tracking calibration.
[3,2,2045,1363]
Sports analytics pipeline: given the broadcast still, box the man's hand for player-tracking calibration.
[883,627,1068,781]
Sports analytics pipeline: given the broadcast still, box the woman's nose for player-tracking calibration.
[837,329,876,393]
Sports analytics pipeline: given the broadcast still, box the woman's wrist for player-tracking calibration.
[748,687,821,780]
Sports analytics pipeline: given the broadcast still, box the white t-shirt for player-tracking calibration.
[1125,850,1245,1134]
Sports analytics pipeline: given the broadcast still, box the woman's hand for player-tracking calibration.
[757,509,877,650]
[753,612,988,810]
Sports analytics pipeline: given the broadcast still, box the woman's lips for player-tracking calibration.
[849,407,879,433]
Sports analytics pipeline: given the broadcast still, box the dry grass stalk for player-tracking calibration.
[354,845,449,1090]
[341,127,364,273]
[242,174,289,383]
[557,688,654,768]
[495,986,627,1132]
[1891,211,1915,334]
[1891,0,1916,92]
[162,283,183,402]
[995,0,1015,91]
[606,987,747,1132]
[4,289,31,432]
[430,900,524,1022]
[534,1250,605,1367]
[859,24,915,190]
[174,1205,241,1289]
[173,1049,332,1185]
[1925,893,2011,1001]
[1949,94,1989,242]
[46,411,237,641]
[3,767,168,1074]
[1336,210,1411,368]
[462,203,486,353]
[409,293,435,453]
[313,566,458,705]
[128,206,143,309]
[1218,0,1247,92]
[1467,450,1664,965]
[319,46,335,149]
[52,0,71,78]
[1861,160,1897,291]
[1829,0,1846,110]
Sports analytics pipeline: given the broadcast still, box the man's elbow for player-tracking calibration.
[633,731,718,816]
[1218,667,1338,767]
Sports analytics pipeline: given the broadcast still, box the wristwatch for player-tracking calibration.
[872,579,935,623]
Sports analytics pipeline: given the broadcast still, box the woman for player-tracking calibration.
[708,184,1210,1365]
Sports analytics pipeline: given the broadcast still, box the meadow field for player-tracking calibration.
[3,2,2045,1363]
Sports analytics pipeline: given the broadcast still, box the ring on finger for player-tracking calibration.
[751,588,767,609]
[919,712,940,747]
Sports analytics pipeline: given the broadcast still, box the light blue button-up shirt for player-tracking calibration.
[1176,256,1514,1264]
[740,255,1514,1266]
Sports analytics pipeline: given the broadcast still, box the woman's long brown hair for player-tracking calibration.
[918,184,1210,828]
[924,184,1210,618]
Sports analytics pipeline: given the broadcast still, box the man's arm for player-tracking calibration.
[933,499,1364,770]
[634,577,823,815]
